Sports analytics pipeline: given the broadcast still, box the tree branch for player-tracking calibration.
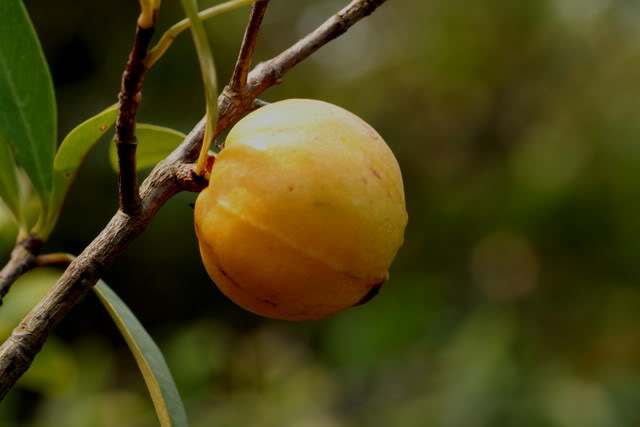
[247,0,387,97]
[0,155,207,401]
[0,237,42,304]
[229,0,270,93]
[115,23,155,215]
[0,0,389,401]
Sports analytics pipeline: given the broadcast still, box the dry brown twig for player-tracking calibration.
[115,17,157,215]
[229,0,270,93]
[0,0,389,400]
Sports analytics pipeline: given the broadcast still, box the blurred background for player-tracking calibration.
[2,0,640,425]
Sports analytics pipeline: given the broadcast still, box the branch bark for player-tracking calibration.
[0,156,207,401]
[115,24,155,215]
[0,0,389,401]
[229,0,270,93]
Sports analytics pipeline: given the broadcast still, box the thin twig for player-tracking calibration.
[229,0,270,93]
[247,0,387,97]
[115,23,156,215]
[0,237,42,304]
[0,0,389,400]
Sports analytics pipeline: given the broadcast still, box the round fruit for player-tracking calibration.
[194,99,407,320]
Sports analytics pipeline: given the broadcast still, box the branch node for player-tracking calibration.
[174,163,210,193]
[7,332,37,365]
[115,24,155,216]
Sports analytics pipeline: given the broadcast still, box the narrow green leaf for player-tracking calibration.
[0,136,21,222]
[35,105,118,238]
[179,0,219,154]
[109,124,186,172]
[0,0,57,209]
[95,281,189,427]
[53,104,118,174]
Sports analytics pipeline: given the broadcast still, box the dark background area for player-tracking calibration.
[2,0,640,426]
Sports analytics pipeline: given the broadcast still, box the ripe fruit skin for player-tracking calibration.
[194,99,407,320]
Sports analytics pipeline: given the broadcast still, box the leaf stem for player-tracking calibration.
[145,0,257,69]
[138,0,161,29]
[179,0,220,177]
[0,236,42,304]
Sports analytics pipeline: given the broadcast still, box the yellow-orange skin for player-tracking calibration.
[194,99,407,320]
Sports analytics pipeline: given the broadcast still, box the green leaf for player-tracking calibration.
[179,0,219,154]
[0,137,21,222]
[53,105,118,174]
[36,104,118,237]
[109,124,186,172]
[0,0,57,210]
[95,281,189,427]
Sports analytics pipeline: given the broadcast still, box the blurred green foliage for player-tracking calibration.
[1,0,640,425]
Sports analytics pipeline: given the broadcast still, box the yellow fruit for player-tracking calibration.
[194,99,407,320]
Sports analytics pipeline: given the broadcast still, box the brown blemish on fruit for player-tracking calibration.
[99,124,109,132]
[219,264,278,307]
[353,281,384,306]
[218,265,242,288]
[258,297,278,307]
[195,100,407,320]
[362,122,381,141]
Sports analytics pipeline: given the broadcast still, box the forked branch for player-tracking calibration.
[0,0,389,400]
